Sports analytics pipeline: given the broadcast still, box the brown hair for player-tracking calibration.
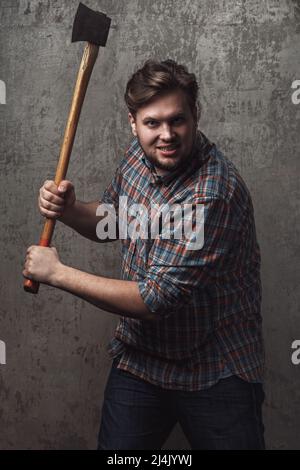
[124,59,200,118]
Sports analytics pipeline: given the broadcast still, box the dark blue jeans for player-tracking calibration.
[97,359,265,450]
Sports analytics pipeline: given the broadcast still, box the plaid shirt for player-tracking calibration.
[101,131,264,390]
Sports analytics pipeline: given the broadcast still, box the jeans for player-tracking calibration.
[97,359,265,450]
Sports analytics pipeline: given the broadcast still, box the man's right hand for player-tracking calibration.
[38,180,76,220]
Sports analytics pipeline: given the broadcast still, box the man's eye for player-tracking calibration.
[146,121,159,127]
[172,117,184,125]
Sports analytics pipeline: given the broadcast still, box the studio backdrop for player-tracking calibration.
[0,0,299,450]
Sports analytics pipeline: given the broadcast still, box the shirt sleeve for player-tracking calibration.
[138,197,244,316]
[98,167,123,240]
[100,166,122,210]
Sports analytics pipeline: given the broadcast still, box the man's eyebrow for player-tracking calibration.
[142,112,186,123]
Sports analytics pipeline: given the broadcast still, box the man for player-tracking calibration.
[23,60,265,450]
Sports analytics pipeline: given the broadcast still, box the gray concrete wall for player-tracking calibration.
[0,0,299,449]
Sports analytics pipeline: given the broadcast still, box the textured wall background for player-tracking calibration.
[0,0,299,449]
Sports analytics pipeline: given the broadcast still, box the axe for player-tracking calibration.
[24,2,111,294]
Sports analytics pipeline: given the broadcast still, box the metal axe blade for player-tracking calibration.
[72,2,111,46]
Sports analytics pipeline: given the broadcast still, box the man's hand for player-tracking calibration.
[39,180,76,220]
[23,246,63,285]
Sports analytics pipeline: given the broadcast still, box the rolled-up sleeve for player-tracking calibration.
[138,197,243,315]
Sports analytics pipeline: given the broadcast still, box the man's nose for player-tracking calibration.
[160,123,175,141]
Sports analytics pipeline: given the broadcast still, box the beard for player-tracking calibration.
[142,141,196,176]
[146,152,182,173]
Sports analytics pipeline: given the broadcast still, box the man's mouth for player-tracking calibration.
[157,144,179,155]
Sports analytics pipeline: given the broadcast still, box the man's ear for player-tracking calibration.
[128,113,137,136]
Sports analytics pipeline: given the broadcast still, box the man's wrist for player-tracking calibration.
[50,262,69,288]
[59,200,77,226]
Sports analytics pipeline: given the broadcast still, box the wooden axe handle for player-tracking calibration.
[24,43,99,294]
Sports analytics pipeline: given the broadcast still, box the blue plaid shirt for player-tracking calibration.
[101,131,264,390]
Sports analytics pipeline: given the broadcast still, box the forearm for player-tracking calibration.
[59,200,113,243]
[52,264,156,321]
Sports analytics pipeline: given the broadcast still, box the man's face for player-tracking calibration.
[128,89,197,176]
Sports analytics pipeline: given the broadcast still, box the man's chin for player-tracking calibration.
[145,151,186,175]
[154,159,181,174]
[157,153,187,171]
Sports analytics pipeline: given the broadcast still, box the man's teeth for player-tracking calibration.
[158,146,177,150]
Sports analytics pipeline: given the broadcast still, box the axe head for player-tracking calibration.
[72,2,111,46]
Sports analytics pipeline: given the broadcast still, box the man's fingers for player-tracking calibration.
[39,205,62,219]
[22,269,31,279]
[40,188,65,206]
[43,180,61,195]
[58,180,74,194]
[39,196,64,213]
